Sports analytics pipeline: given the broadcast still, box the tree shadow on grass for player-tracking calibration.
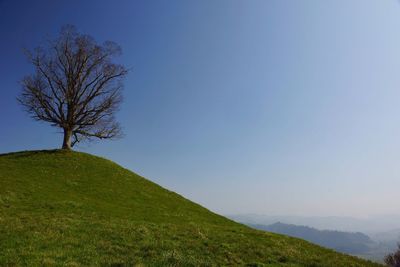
[0,149,71,158]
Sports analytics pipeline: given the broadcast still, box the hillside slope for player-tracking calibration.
[0,150,381,266]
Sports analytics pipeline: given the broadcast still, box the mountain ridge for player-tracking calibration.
[251,222,374,254]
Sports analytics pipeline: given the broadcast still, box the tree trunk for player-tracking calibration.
[62,129,72,150]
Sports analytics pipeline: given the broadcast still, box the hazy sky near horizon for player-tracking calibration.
[1,0,400,218]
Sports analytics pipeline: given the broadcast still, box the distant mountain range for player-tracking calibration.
[228,214,400,233]
[251,222,374,254]
[228,213,400,262]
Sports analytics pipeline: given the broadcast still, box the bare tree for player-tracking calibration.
[385,244,400,267]
[18,25,127,150]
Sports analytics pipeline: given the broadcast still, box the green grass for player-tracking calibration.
[0,150,382,266]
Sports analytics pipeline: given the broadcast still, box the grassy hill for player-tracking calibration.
[0,150,382,266]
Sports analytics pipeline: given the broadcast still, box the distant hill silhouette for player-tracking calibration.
[251,222,374,254]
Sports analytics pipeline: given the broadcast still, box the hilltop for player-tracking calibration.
[0,150,382,266]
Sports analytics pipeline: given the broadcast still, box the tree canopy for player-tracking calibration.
[18,25,127,149]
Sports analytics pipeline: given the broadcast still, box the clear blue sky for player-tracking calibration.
[1,0,400,218]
